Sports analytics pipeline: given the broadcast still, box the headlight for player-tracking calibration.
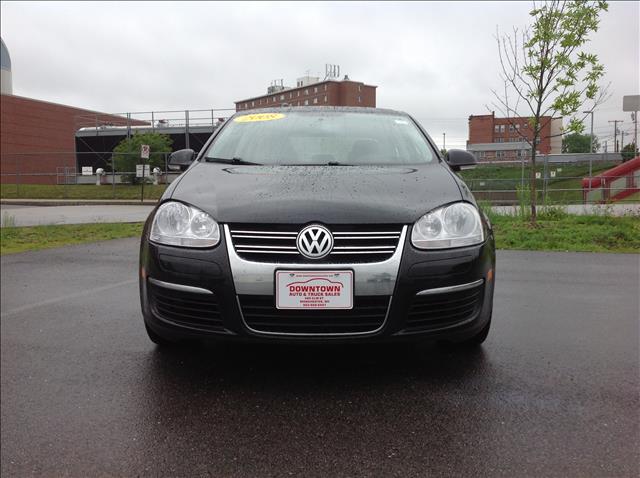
[411,202,484,249]
[150,201,220,247]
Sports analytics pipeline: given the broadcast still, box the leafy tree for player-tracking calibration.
[621,142,637,161]
[491,0,609,224]
[562,133,600,153]
[111,132,173,182]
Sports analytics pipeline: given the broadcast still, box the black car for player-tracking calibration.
[139,107,495,347]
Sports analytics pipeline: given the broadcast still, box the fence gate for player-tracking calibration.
[56,167,77,185]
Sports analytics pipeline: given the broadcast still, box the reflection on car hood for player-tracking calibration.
[171,163,463,224]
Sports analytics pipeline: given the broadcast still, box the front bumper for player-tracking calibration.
[139,223,495,343]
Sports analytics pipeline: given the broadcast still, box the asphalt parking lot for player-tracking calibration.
[1,240,638,477]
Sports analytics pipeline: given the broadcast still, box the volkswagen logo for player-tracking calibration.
[296,225,334,259]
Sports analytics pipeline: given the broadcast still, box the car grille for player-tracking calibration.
[238,295,390,334]
[228,224,403,263]
[148,281,224,332]
[403,283,484,333]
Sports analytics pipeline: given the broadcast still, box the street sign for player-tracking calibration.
[550,170,556,178]
[141,144,150,159]
[622,95,640,112]
[535,172,541,179]
[81,166,93,176]
[136,164,150,178]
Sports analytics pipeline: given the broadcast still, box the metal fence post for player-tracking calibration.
[141,153,145,203]
[164,153,168,185]
[16,155,20,198]
[185,110,190,149]
[112,157,116,199]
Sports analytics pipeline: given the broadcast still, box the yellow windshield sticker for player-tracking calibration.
[234,113,286,123]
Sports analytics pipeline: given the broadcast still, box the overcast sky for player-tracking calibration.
[1,1,638,149]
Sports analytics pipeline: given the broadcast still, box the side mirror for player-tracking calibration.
[445,149,477,172]
[168,149,195,171]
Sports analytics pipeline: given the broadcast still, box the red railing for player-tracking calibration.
[582,156,640,203]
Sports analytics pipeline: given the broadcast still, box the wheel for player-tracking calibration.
[458,317,491,346]
[145,322,179,347]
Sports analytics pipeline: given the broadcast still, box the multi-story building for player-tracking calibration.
[235,75,376,111]
[467,112,562,161]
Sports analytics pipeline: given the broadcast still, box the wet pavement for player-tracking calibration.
[1,239,638,477]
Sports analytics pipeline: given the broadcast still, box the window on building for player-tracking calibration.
[494,125,500,133]
[324,84,327,91]
[515,124,521,130]
[535,138,541,144]
[289,92,292,99]
[509,124,515,132]
[273,97,277,103]
[496,138,504,143]
[324,95,328,103]
[245,103,248,108]
[523,122,528,129]
[304,99,309,106]
[297,81,302,87]
[314,86,318,93]
[313,97,318,104]
[497,151,504,158]
[280,94,285,100]
[297,91,300,97]
[500,125,505,133]
[251,101,255,107]
[304,89,309,95]
[358,96,361,103]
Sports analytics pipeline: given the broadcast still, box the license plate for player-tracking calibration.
[276,271,353,310]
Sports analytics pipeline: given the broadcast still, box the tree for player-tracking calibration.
[621,142,637,161]
[562,133,600,153]
[491,0,609,224]
[111,132,173,182]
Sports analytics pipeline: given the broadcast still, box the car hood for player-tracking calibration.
[170,162,463,224]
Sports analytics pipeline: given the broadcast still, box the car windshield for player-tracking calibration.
[204,110,436,165]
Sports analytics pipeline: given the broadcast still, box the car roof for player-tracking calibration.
[232,106,410,117]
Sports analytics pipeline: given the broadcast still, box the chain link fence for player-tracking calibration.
[1,152,638,204]
[0,152,182,201]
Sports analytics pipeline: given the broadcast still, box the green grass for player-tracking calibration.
[1,214,638,256]
[490,214,640,253]
[0,183,167,200]
[460,162,619,203]
[1,223,143,255]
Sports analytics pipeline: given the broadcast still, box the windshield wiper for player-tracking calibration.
[205,157,262,165]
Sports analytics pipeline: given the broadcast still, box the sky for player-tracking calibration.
[1,1,638,149]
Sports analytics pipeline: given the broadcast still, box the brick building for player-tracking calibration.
[467,112,562,161]
[235,75,376,111]
[1,94,142,184]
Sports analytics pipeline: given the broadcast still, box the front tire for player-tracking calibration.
[458,317,491,346]
[440,316,491,348]
[145,322,179,347]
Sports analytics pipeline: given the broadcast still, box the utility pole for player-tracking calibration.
[609,120,622,152]
[442,133,446,151]
[621,130,625,151]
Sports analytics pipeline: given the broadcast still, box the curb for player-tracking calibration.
[1,199,158,206]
